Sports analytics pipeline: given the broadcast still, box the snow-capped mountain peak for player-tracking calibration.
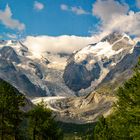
[0,39,75,97]
[74,32,135,64]
[63,32,139,94]
[0,32,139,97]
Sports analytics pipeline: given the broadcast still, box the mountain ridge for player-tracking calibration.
[0,32,140,123]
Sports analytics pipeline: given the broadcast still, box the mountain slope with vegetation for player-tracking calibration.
[94,58,140,140]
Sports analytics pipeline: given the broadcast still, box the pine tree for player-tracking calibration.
[94,116,113,140]
[28,101,63,140]
[0,79,25,140]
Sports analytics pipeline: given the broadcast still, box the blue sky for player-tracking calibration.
[0,0,140,39]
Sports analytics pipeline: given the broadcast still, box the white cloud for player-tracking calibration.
[0,5,25,31]
[136,0,140,8]
[92,0,129,24]
[34,1,44,11]
[103,11,140,36]
[60,4,68,11]
[92,0,140,36]
[24,35,98,55]
[60,4,89,15]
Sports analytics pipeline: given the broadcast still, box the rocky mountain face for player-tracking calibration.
[0,40,75,97]
[0,63,47,97]
[101,41,140,84]
[63,32,138,94]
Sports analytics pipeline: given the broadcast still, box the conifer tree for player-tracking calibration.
[0,79,25,140]
[28,101,63,140]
